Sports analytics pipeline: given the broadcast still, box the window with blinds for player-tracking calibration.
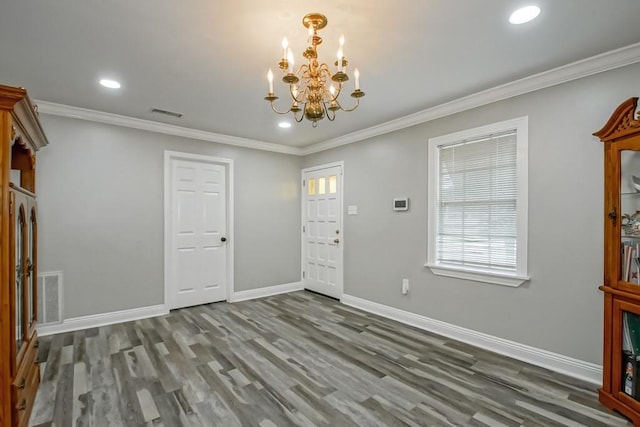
[427,117,529,287]
[438,131,517,272]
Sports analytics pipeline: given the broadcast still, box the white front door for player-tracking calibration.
[166,153,230,309]
[302,163,343,299]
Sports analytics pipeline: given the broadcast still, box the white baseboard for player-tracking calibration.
[230,281,303,303]
[37,304,169,336]
[341,294,602,385]
[36,281,304,336]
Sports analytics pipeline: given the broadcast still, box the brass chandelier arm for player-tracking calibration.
[289,85,305,103]
[324,103,337,121]
[299,65,311,82]
[339,97,361,112]
[323,92,361,113]
[293,105,306,122]
[291,64,307,79]
[268,101,293,115]
[319,63,332,76]
[328,87,365,113]
[323,83,343,102]
[324,97,343,115]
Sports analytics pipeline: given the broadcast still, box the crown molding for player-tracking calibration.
[35,101,302,155]
[300,42,640,155]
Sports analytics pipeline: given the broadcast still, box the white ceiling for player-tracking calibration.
[1,1,640,149]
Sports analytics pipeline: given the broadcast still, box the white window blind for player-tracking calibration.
[436,131,517,273]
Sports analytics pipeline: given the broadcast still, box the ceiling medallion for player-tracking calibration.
[264,13,365,127]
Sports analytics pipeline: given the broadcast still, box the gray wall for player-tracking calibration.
[303,62,640,365]
[37,116,302,318]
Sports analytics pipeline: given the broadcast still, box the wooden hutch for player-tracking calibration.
[0,85,48,426]
[595,97,640,425]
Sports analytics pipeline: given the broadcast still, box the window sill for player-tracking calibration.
[425,263,530,287]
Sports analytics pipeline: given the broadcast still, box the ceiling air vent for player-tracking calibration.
[151,108,183,118]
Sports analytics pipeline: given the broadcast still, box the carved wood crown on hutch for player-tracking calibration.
[593,97,640,142]
[0,85,49,153]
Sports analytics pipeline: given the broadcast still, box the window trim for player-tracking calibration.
[426,116,530,287]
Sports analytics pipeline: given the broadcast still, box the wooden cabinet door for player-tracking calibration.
[9,189,29,373]
[612,143,640,294]
[26,197,37,338]
[612,297,640,413]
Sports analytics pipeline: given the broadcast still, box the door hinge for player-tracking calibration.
[303,225,306,233]
[303,179,306,187]
[302,271,305,278]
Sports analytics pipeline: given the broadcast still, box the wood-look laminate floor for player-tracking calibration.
[30,291,630,427]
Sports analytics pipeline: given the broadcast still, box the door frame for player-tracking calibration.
[164,151,234,309]
[301,161,345,299]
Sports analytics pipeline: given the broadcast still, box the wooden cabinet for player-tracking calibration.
[595,97,640,425]
[0,85,48,427]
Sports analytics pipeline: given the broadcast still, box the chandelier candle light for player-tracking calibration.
[264,13,365,127]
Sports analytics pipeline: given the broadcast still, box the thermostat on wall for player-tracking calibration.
[393,198,409,211]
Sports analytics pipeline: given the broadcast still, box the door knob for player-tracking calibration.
[334,238,340,244]
[220,237,227,242]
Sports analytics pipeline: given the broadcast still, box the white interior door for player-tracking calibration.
[167,155,229,309]
[302,164,343,299]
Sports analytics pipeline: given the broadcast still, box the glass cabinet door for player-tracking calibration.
[622,312,640,399]
[27,206,36,330]
[14,203,25,355]
[619,150,640,286]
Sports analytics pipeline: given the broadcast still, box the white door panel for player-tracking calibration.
[169,158,228,309]
[302,164,343,299]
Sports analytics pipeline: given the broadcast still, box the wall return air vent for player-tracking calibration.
[38,271,63,325]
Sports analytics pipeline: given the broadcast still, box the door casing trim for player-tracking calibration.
[164,150,234,309]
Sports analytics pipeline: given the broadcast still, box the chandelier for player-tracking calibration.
[264,13,365,127]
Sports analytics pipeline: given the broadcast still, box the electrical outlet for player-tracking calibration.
[402,278,409,295]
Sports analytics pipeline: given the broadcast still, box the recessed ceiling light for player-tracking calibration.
[99,79,121,89]
[278,121,292,128]
[509,5,540,24]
